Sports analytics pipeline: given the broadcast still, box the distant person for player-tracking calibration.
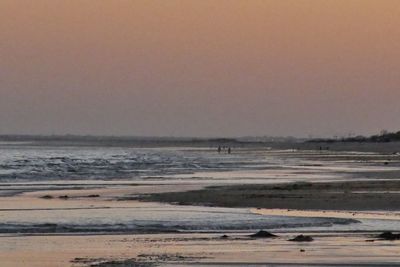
[218,146,221,153]
[228,147,231,154]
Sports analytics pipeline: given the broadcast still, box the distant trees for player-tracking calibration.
[370,130,400,142]
[308,130,400,143]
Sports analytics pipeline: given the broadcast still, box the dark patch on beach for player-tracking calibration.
[249,230,277,238]
[140,180,400,211]
[72,257,155,267]
[72,253,206,267]
[289,235,314,242]
[137,253,199,262]
[40,195,54,199]
[377,231,400,240]
[90,260,155,267]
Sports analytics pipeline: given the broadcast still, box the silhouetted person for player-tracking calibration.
[218,146,221,153]
[228,147,231,154]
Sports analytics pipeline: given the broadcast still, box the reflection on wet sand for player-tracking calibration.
[2,233,400,267]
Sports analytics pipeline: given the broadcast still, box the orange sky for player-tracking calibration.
[1,0,400,137]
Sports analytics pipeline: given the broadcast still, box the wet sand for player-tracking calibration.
[143,180,400,211]
[2,232,400,267]
[1,183,400,266]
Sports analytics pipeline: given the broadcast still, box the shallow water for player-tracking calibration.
[0,144,269,182]
[0,197,357,234]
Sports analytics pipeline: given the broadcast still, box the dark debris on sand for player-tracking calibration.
[249,230,277,238]
[72,253,206,267]
[72,257,155,267]
[90,260,155,267]
[137,253,206,262]
[289,235,314,242]
[377,231,400,240]
[87,194,100,198]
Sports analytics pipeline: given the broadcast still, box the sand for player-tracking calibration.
[1,233,400,267]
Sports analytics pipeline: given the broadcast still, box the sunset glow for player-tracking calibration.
[1,0,400,137]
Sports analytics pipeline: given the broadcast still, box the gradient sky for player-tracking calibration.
[1,0,400,137]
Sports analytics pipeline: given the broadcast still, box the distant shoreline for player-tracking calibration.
[0,134,255,148]
[2,135,400,153]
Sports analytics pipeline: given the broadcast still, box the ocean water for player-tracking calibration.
[0,143,351,186]
[0,144,269,182]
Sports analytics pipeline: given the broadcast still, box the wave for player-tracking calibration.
[0,146,267,182]
[0,217,359,234]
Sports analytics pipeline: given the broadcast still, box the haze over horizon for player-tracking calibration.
[1,0,400,138]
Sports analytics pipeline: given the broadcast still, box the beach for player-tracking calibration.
[3,0,400,265]
[1,141,400,266]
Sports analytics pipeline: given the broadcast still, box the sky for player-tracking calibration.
[1,0,400,137]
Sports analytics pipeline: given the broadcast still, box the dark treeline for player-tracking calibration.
[309,130,400,143]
